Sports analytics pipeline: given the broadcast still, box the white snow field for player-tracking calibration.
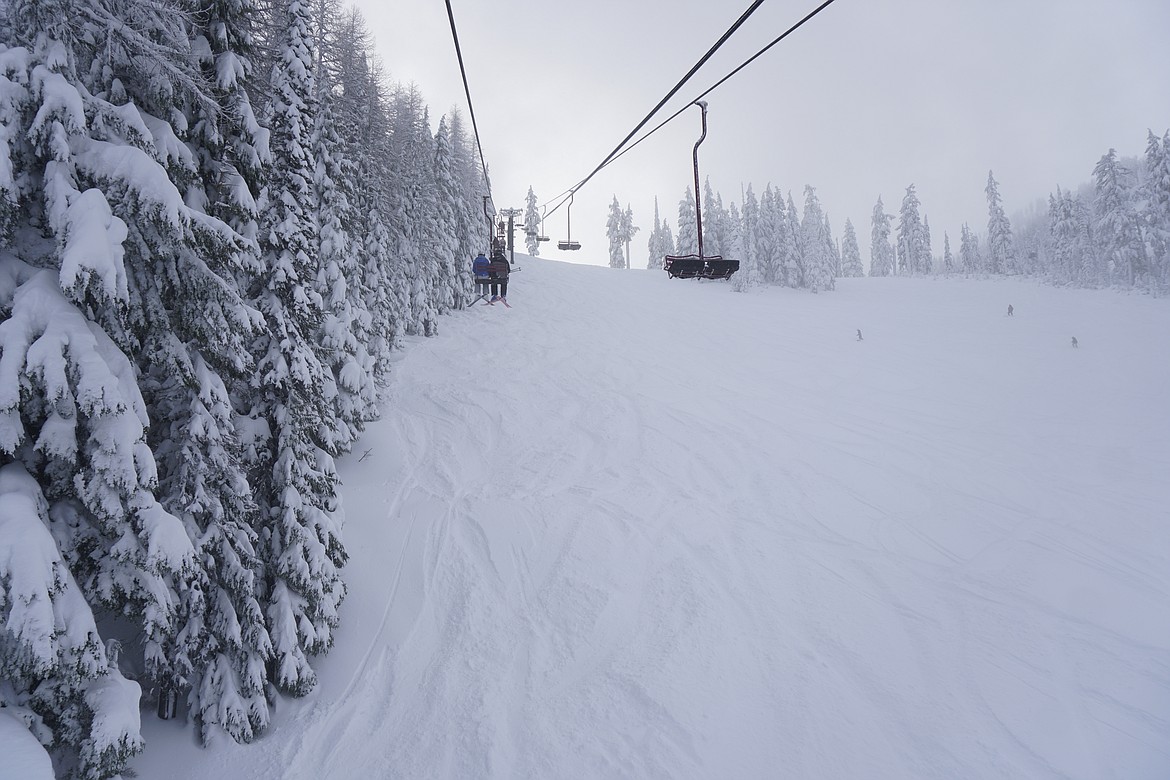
[138,256,1170,780]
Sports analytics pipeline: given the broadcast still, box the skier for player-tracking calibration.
[1007,304,1014,316]
[489,250,511,305]
[1071,336,1078,348]
[472,252,491,304]
[856,329,863,341]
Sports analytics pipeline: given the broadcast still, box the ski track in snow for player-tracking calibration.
[138,258,1170,780]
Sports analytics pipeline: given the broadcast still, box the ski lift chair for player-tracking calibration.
[558,192,582,250]
[663,101,738,281]
[663,255,741,279]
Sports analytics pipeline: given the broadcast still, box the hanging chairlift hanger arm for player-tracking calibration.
[557,192,581,250]
[691,101,708,261]
[662,101,738,280]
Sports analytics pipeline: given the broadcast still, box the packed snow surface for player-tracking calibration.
[139,256,1170,779]
[0,709,54,780]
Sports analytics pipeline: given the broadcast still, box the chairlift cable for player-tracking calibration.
[600,0,841,175]
[542,0,841,217]
[542,0,769,218]
[444,0,492,199]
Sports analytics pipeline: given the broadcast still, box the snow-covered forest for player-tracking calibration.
[0,0,487,776]
[652,138,1170,295]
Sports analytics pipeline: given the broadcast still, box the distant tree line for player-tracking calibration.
[646,179,844,293]
[649,129,1170,297]
[1017,136,1170,293]
[0,0,487,775]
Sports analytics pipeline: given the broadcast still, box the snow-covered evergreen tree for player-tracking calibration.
[737,185,762,287]
[621,204,638,269]
[942,231,954,273]
[985,170,1016,274]
[755,186,779,284]
[0,0,285,767]
[1093,148,1148,288]
[661,220,675,264]
[701,180,730,258]
[0,254,192,778]
[247,0,346,699]
[840,218,864,277]
[869,196,894,276]
[897,184,927,275]
[825,213,842,277]
[329,12,405,362]
[433,117,471,306]
[729,202,752,292]
[423,115,458,321]
[606,196,625,269]
[0,460,145,779]
[800,186,834,292]
[1013,202,1047,277]
[646,197,673,269]
[959,223,981,274]
[524,186,540,256]
[313,57,375,453]
[188,0,268,236]
[389,88,439,336]
[1,0,492,760]
[676,187,698,256]
[1048,187,1100,286]
[921,215,933,274]
[784,193,802,288]
[1141,130,1170,292]
[445,108,489,299]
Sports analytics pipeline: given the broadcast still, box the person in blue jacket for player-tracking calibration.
[472,252,491,302]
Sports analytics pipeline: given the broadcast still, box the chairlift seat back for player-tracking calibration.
[558,240,581,251]
[664,254,705,278]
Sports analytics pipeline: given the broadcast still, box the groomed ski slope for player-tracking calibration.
[139,255,1170,779]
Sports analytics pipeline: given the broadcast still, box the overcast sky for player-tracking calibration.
[353,0,1170,269]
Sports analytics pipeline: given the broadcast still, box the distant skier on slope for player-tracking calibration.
[1007,304,1014,316]
[856,329,863,341]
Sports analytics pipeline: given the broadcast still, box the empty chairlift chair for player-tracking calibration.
[558,192,582,251]
[663,100,739,281]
